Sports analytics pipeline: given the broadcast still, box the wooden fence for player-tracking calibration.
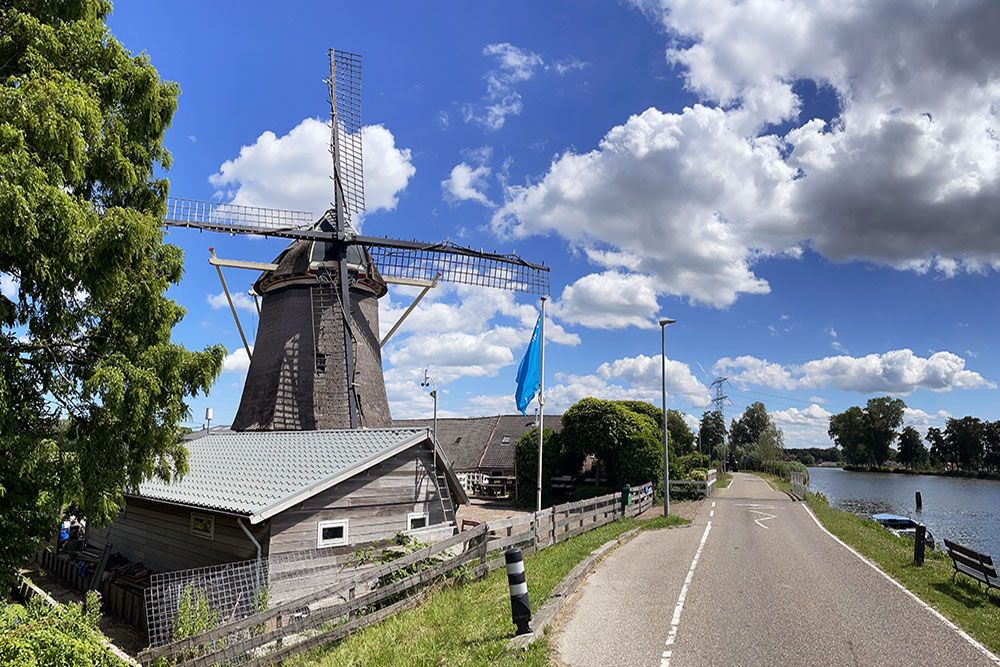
[137,484,653,666]
[37,549,148,632]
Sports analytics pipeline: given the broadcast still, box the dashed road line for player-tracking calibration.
[660,520,713,667]
[709,510,714,517]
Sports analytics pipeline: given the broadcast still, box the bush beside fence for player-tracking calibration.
[137,484,653,666]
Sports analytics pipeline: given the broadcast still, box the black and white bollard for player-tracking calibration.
[913,523,926,566]
[505,548,532,635]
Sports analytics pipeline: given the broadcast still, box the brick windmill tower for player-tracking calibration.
[163,50,549,431]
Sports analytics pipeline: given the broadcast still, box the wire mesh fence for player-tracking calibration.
[144,547,367,648]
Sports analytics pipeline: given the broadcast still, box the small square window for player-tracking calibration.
[315,352,327,374]
[501,436,511,445]
[317,520,348,548]
[407,512,429,530]
[190,513,215,540]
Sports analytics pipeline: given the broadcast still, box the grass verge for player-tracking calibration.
[714,472,732,489]
[806,492,1000,655]
[290,514,689,667]
[754,471,793,494]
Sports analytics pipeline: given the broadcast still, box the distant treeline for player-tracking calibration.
[827,397,1000,474]
[784,447,842,467]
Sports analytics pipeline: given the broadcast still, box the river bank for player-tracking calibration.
[805,492,1000,656]
[842,465,1000,481]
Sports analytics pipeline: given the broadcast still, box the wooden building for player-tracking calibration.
[87,428,467,575]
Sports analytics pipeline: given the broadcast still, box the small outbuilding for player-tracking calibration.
[87,427,467,575]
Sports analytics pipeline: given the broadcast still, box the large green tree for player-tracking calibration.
[828,406,869,465]
[698,410,727,460]
[827,397,905,466]
[896,426,928,469]
[943,416,985,470]
[0,1,223,583]
[730,402,772,464]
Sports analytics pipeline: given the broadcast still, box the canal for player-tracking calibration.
[807,466,1000,558]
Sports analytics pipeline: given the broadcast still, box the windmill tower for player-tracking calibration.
[164,50,549,431]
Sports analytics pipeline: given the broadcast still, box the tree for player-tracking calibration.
[828,406,869,465]
[896,426,927,469]
[730,402,772,465]
[698,410,727,459]
[984,421,1000,472]
[667,410,696,455]
[0,2,223,584]
[926,427,947,468]
[944,417,985,470]
[560,398,663,491]
[863,397,905,466]
[513,428,562,508]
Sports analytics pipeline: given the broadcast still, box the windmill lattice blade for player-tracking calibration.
[363,240,550,295]
[162,197,317,238]
[329,49,364,221]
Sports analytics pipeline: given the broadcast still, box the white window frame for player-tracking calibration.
[406,512,430,531]
[316,519,349,548]
[189,513,215,540]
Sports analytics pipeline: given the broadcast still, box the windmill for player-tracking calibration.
[164,49,549,431]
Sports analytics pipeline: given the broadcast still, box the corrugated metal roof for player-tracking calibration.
[137,428,429,518]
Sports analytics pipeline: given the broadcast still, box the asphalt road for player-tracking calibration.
[554,473,999,667]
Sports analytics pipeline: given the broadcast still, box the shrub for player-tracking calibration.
[0,591,128,666]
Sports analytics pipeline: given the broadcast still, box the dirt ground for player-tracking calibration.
[18,564,147,656]
[637,497,704,522]
[455,497,530,526]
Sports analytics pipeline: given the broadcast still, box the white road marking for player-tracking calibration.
[802,505,1000,665]
[748,509,776,529]
[660,520,713,667]
[711,501,716,508]
[709,510,714,518]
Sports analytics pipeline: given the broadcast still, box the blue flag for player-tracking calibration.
[515,311,543,415]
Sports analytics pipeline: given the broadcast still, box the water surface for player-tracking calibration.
[807,466,1000,558]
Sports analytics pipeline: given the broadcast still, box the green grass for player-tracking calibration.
[714,472,732,489]
[290,514,689,667]
[806,492,1000,655]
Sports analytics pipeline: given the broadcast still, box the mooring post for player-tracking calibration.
[913,523,926,566]
[915,490,922,512]
[505,548,532,635]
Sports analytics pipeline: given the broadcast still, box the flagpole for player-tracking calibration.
[536,296,547,513]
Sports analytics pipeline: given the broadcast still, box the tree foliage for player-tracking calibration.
[896,426,927,469]
[513,427,563,508]
[0,1,223,582]
[943,416,985,471]
[828,397,904,466]
[698,410,726,460]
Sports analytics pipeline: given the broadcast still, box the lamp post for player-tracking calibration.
[421,369,437,444]
[659,317,677,517]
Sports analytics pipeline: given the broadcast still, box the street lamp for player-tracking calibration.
[659,317,677,517]
[420,369,437,445]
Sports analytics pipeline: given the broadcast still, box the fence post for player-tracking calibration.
[913,524,926,566]
[549,507,556,545]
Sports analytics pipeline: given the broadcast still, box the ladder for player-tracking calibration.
[433,451,456,525]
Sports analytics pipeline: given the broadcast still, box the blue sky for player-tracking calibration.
[100,1,1000,447]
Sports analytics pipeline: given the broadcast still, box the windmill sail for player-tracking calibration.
[329,49,365,223]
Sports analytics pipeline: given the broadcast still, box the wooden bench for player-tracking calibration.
[943,539,999,592]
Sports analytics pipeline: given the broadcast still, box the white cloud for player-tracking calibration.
[221,347,252,373]
[717,349,994,395]
[0,273,17,299]
[596,354,711,407]
[463,43,545,130]
[207,291,256,314]
[902,407,952,431]
[554,57,590,75]
[771,404,832,448]
[209,118,415,225]
[386,332,514,382]
[442,162,493,207]
[715,355,796,391]
[553,271,660,329]
[494,0,1000,306]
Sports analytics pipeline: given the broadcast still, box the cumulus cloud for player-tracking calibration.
[209,118,415,225]
[442,163,493,206]
[221,347,252,373]
[493,0,1000,306]
[0,273,17,299]
[715,355,796,391]
[207,291,257,314]
[771,404,832,448]
[717,349,993,395]
[596,354,712,406]
[902,407,952,431]
[553,271,660,329]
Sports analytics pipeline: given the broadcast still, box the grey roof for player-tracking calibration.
[138,428,430,521]
[480,415,564,471]
[393,416,500,471]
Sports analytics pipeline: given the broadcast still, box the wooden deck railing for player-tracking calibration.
[137,484,653,666]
